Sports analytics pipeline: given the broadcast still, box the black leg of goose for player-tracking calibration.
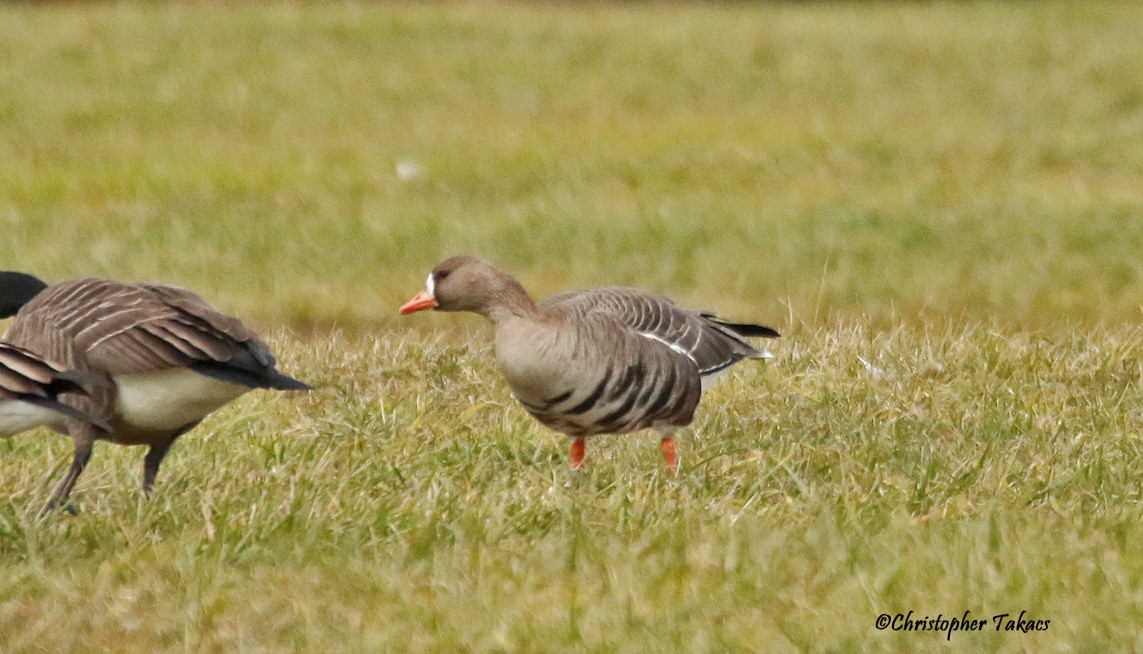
[41,438,94,516]
[142,438,176,497]
[143,423,197,497]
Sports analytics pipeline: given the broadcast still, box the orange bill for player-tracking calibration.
[399,290,438,314]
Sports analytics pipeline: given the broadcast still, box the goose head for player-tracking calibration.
[399,255,532,319]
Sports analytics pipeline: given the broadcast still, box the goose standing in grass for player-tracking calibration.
[399,255,778,472]
[0,271,312,512]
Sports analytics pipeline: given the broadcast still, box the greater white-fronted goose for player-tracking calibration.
[399,255,778,472]
[0,272,312,511]
[0,342,111,436]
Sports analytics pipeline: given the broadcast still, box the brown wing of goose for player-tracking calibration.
[543,287,778,377]
[5,279,310,391]
[138,284,311,390]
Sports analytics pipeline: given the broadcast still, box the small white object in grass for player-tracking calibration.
[857,355,884,378]
[396,159,424,181]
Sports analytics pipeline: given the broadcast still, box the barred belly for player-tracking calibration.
[515,359,698,437]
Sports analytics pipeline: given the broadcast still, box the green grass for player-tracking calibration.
[1,1,1142,651]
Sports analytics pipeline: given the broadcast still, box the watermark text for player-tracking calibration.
[875,610,1050,640]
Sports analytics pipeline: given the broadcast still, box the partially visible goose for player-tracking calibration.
[0,271,312,511]
[399,255,778,472]
[0,342,111,436]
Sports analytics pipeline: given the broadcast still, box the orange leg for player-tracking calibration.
[660,435,678,474]
[569,436,586,470]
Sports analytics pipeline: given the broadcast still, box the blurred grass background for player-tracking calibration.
[1,1,1142,652]
[2,1,1141,331]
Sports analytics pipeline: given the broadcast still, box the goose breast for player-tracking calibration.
[495,312,701,437]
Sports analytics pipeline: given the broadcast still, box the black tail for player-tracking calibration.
[260,369,314,391]
[192,362,313,391]
[702,314,780,339]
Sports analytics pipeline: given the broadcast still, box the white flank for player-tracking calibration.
[638,331,694,362]
[114,369,250,431]
[0,401,64,437]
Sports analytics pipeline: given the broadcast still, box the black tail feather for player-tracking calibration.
[702,314,780,339]
[192,362,313,391]
[260,370,314,392]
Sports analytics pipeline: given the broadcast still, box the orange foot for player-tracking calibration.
[569,437,586,470]
[660,436,678,475]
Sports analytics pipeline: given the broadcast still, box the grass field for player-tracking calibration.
[1,1,1142,651]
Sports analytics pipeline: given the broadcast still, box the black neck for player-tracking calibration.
[0,272,48,318]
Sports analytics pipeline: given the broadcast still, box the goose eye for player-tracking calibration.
[436,270,451,281]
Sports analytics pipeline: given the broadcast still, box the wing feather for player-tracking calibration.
[3,278,305,390]
[542,287,776,377]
